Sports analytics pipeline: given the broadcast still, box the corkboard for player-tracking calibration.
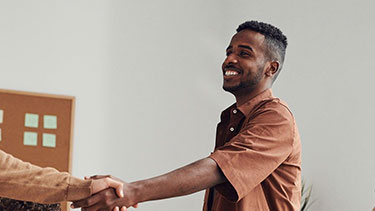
[0,89,75,211]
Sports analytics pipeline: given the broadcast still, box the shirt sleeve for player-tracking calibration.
[0,149,92,203]
[209,101,295,202]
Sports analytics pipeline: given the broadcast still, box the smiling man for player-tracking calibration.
[72,20,301,211]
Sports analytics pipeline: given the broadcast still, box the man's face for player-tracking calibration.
[222,30,268,93]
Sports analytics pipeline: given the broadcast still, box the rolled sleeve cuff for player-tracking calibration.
[209,152,244,202]
[66,176,92,201]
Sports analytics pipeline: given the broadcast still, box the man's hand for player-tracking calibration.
[71,175,138,211]
[72,188,128,211]
[91,177,124,198]
[71,177,127,211]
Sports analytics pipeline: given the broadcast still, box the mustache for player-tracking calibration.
[223,64,241,71]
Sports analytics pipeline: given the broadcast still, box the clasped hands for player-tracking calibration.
[71,175,138,211]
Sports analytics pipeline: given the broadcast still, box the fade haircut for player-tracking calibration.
[237,21,288,80]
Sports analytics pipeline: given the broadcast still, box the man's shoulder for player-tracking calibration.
[263,97,293,114]
[251,97,295,122]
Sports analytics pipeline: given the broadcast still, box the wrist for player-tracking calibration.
[125,182,142,206]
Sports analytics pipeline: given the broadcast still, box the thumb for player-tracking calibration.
[105,178,124,198]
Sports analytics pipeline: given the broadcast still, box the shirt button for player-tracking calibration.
[232,109,237,114]
[229,127,235,132]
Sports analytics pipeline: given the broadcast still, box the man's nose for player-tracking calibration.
[224,54,238,66]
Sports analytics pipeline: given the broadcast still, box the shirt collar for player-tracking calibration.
[236,89,273,116]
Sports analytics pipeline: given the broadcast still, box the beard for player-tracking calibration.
[223,66,263,93]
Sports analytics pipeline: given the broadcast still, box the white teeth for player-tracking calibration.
[225,71,239,76]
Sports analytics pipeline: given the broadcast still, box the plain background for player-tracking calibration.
[1,0,375,210]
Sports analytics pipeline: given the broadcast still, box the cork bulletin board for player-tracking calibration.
[0,89,75,210]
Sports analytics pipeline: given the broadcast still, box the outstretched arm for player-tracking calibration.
[0,149,123,203]
[71,157,226,210]
[130,157,225,203]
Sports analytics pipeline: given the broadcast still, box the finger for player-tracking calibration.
[105,178,124,198]
[120,206,127,211]
[113,206,119,211]
[89,175,111,180]
[90,175,124,184]
[71,193,103,208]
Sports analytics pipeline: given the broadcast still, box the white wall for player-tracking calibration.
[1,0,375,210]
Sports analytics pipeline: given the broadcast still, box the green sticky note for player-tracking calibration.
[44,115,57,129]
[0,109,3,124]
[43,133,56,148]
[24,132,38,146]
[25,113,39,128]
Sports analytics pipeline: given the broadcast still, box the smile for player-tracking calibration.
[224,70,239,76]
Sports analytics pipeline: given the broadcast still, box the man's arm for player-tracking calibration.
[0,149,123,203]
[71,157,226,210]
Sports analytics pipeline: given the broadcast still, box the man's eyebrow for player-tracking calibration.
[238,45,254,52]
[225,45,254,52]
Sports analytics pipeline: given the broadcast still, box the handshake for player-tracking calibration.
[1,148,220,211]
[71,175,139,211]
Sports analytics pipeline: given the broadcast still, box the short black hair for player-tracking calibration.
[237,21,288,75]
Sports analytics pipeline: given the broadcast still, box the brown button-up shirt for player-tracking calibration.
[204,89,301,211]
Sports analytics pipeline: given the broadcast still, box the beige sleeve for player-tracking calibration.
[0,149,92,203]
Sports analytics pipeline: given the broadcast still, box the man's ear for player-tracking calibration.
[265,61,280,77]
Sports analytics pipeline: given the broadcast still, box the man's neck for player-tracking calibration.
[234,86,270,107]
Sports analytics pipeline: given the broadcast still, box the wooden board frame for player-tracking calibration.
[0,88,75,210]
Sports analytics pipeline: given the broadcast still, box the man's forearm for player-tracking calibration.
[127,157,226,205]
[0,150,92,203]
[70,158,226,210]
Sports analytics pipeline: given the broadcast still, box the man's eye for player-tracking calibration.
[226,51,232,56]
[240,51,250,57]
